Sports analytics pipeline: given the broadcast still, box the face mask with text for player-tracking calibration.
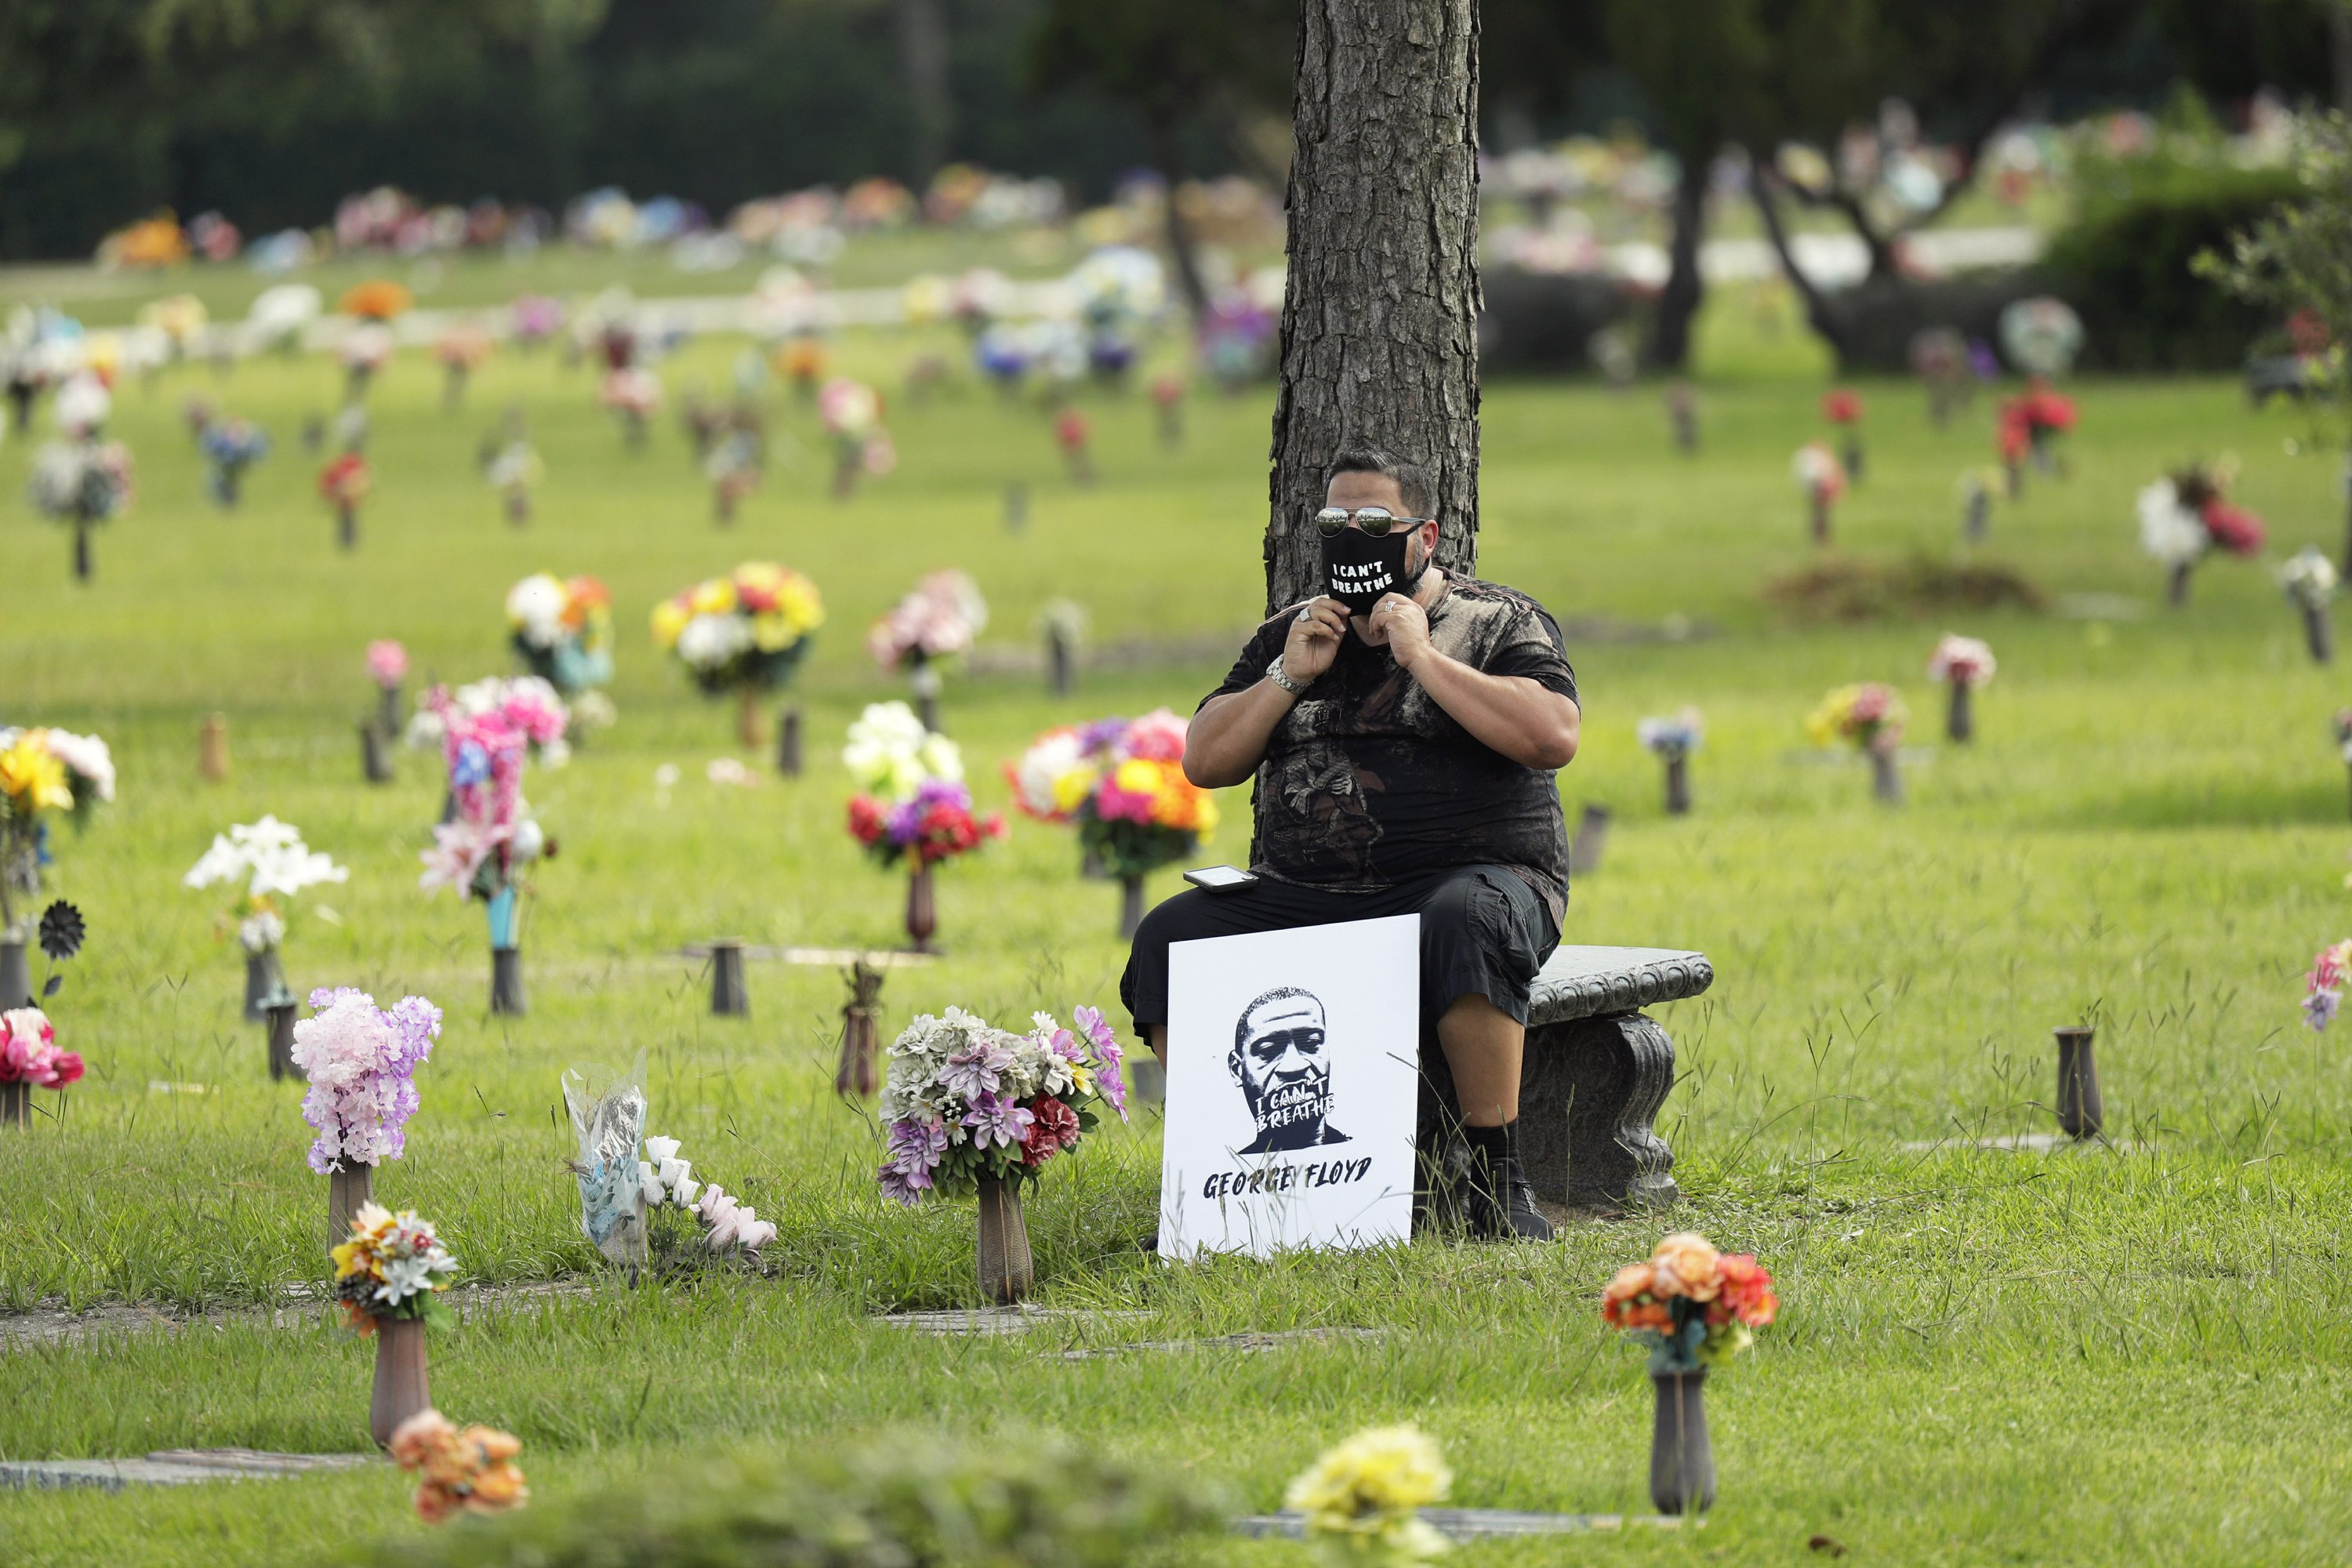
[1322,526,1411,612]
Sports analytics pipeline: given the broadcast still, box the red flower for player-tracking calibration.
[1021,1095,1081,1165]
[1054,409,1090,452]
[1821,389,1864,425]
[847,797,888,847]
[1707,1254,1778,1328]
[2200,501,2266,557]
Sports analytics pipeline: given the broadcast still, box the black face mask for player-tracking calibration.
[1323,526,1413,612]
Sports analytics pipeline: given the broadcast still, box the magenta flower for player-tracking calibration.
[1075,1004,1128,1120]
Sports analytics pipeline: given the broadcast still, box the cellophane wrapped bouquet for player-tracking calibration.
[1601,1231,1778,1373]
[651,562,824,695]
[292,988,442,1174]
[507,572,616,703]
[844,702,1004,868]
[332,1202,457,1334]
[876,1004,1128,1204]
[1007,710,1217,878]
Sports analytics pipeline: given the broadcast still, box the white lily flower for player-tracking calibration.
[644,1135,681,1163]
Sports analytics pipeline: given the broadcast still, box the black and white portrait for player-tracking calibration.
[1229,987,1352,1152]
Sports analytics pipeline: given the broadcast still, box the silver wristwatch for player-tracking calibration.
[1266,657,1308,696]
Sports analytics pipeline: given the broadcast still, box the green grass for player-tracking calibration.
[3,289,2351,1565]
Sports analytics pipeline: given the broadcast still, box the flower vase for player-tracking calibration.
[0,1080,27,1127]
[2167,562,2192,608]
[2004,458,2024,501]
[735,684,764,750]
[504,488,530,525]
[1649,1369,1716,1515]
[1946,679,1973,745]
[1047,629,1074,697]
[361,721,394,784]
[1118,874,1147,939]
[1664,755,1690,816]
[243,949,285,1023]
[377,684,403,742]
[2054,1025,2103,1139]
[337,502,358,551]
[1570,804,1611,877]
[1079,848,1108,881]
[1807,489,1831,545]
[975,1177,1035,1306]
[328,1162,375,1254]
[368,1316,432,1451]
[835,960,884,1097]
[905,864,938,954]
[488,887,525,1016]
[73,519,93,583]
[910,661,942,735]
[777,704,802,778]
[2303,604,2334,666]
[709,940,749,1017]
[0,938,29,1009]
[1841,433,1864,481]
[1964,485,1991,543]
[1869,744,1904,805]
[266,1000,298,1081]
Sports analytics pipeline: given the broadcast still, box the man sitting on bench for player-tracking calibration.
[1121,447,1581,1242]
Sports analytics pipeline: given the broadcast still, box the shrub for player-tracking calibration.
[374,1432,1224,1568]
[2042,151,2304,371]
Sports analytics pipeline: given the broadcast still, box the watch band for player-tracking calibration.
[1266,657,1308,696]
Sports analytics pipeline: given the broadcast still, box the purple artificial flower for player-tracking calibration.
[1074,1004,1128,1120]
[1076,717,1130,758]
[884,1115,949,1177]
[877,1163,931,1207]
[962,1091,1034,1152]
[2305,989,2341,1033]
[939,1040,1011,1100]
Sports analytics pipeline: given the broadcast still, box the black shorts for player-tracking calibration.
[1119,865,1561,1035]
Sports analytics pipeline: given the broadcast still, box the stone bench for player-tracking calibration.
[1417,945,1711,1219]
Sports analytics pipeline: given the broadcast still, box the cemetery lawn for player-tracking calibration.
[2,323,2349,1565]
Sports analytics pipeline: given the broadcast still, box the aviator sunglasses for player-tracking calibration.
[1314,506,1432,539]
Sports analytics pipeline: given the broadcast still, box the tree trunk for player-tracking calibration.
[898,0,953,186]
[2335,0,2352,116]
[1149,118,1213,323]
[1748,163,1851,362]
[1646,154,1708,371]
[1265,0,1483,615]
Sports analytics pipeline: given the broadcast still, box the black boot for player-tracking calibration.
[1462,1121,1552,1241]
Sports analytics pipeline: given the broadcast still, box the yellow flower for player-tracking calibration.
[1285,1425,1451,1552]
[752,612,796,652]
[331,1240,368,1279]
[1050,767,1097,815]
[689,578,735,616]
[0,735,72,814]
[650,599,691,649]
[775,575,826,633]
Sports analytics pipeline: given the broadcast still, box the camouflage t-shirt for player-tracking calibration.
[1203,575,1578,923]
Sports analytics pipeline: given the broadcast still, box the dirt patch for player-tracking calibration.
[1766,556,2046,622]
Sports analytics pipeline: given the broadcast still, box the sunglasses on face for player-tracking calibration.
[1315,506,1432,539]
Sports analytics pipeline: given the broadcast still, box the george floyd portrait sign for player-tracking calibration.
[1157,915,1419,1260]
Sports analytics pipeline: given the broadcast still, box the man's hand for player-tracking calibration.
[1359,593,1434,671]
[1280,597,1350,684]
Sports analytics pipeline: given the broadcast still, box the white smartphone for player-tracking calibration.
[1182,864,1260,894]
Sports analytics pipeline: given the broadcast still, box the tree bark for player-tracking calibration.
[1265,0,1483,614]
[897,0,953,186]
[1748,162,1851,362]
[1646,152,1708,370]
[1148,118,1214,322]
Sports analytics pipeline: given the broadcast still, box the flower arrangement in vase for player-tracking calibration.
[598,366,663,448]
[818,376,894,497]
[1036,599,1089,696]
[507,573,616,712]
[1926,634,1995,744]
[703,418,764,523]
[198,416,270,508]
[28,426,134,583]
[1283,1425,1452,1567]
[652,562,824,759]
[1790,441,1846,544]
[1053,407,1093,484]
[1637,709,1702,815]
[415,680,567,1013]
[869,570,987,732]
[2138,457,2265,607]
[0,1006,85,1127]
[876,1004,1128,1302]
[1821,387,1865,479]
[2303,938,2352,1032]
[1806,684,1907,804]
[434,322,492,408]
[845,702,1005,952]
[1007,710,1217,936]
[2279,547,2339,664]
[640,1134,778,1265]
[332,1202,457,1450]
[320,452,372,550]
[1601,1231,1778,1515]
[484,437,543,524]
[1996,379,2078,495]
[339,323,395,401]
[390,1411,528,1522]
[183,816,347,1058]
[339,279,414,323]
[0,727,113,1000]
[296,989,442,1250]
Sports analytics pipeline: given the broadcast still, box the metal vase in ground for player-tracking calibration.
[1118,875,1147,939]
[2054,1025,2103,1138]
[266,1002,297,1081]
[360,721,394,784]
[735,685,764,750]
[710,942,749,1016]
[2167,562,2192,608]
[242,949,285,1022]
[1649,1369,1717,1516]
[1570,804,1611,876]
[328,1162,375,1254]
[1664,755,1690,816]
[0,939,29,1009]
[777,705,802,777]
[1870,746,1904,805]
[0,1080,27,1127]
[1947,680,1974,744]
[368,1316,432,1450]
[2305,604,2335,665]
[975,1177,1035,1305]
[377,684,402,742]
[490,948,526,1016]
[905,865,937,953]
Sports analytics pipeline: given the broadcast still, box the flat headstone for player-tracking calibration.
[1898,1131,2133,1154]
[1232,1508,1689,1541]
[0,1450,374,1492]
[1055,1326,1386,1362]
[1527,946,1712,1027]
[875,1306,1151,1337]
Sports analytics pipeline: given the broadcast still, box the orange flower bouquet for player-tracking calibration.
[1601,1231,1777,1373]
[390,1410,528,1522]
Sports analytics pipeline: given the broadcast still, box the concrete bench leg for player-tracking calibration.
[1518,1010,1679,1216]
